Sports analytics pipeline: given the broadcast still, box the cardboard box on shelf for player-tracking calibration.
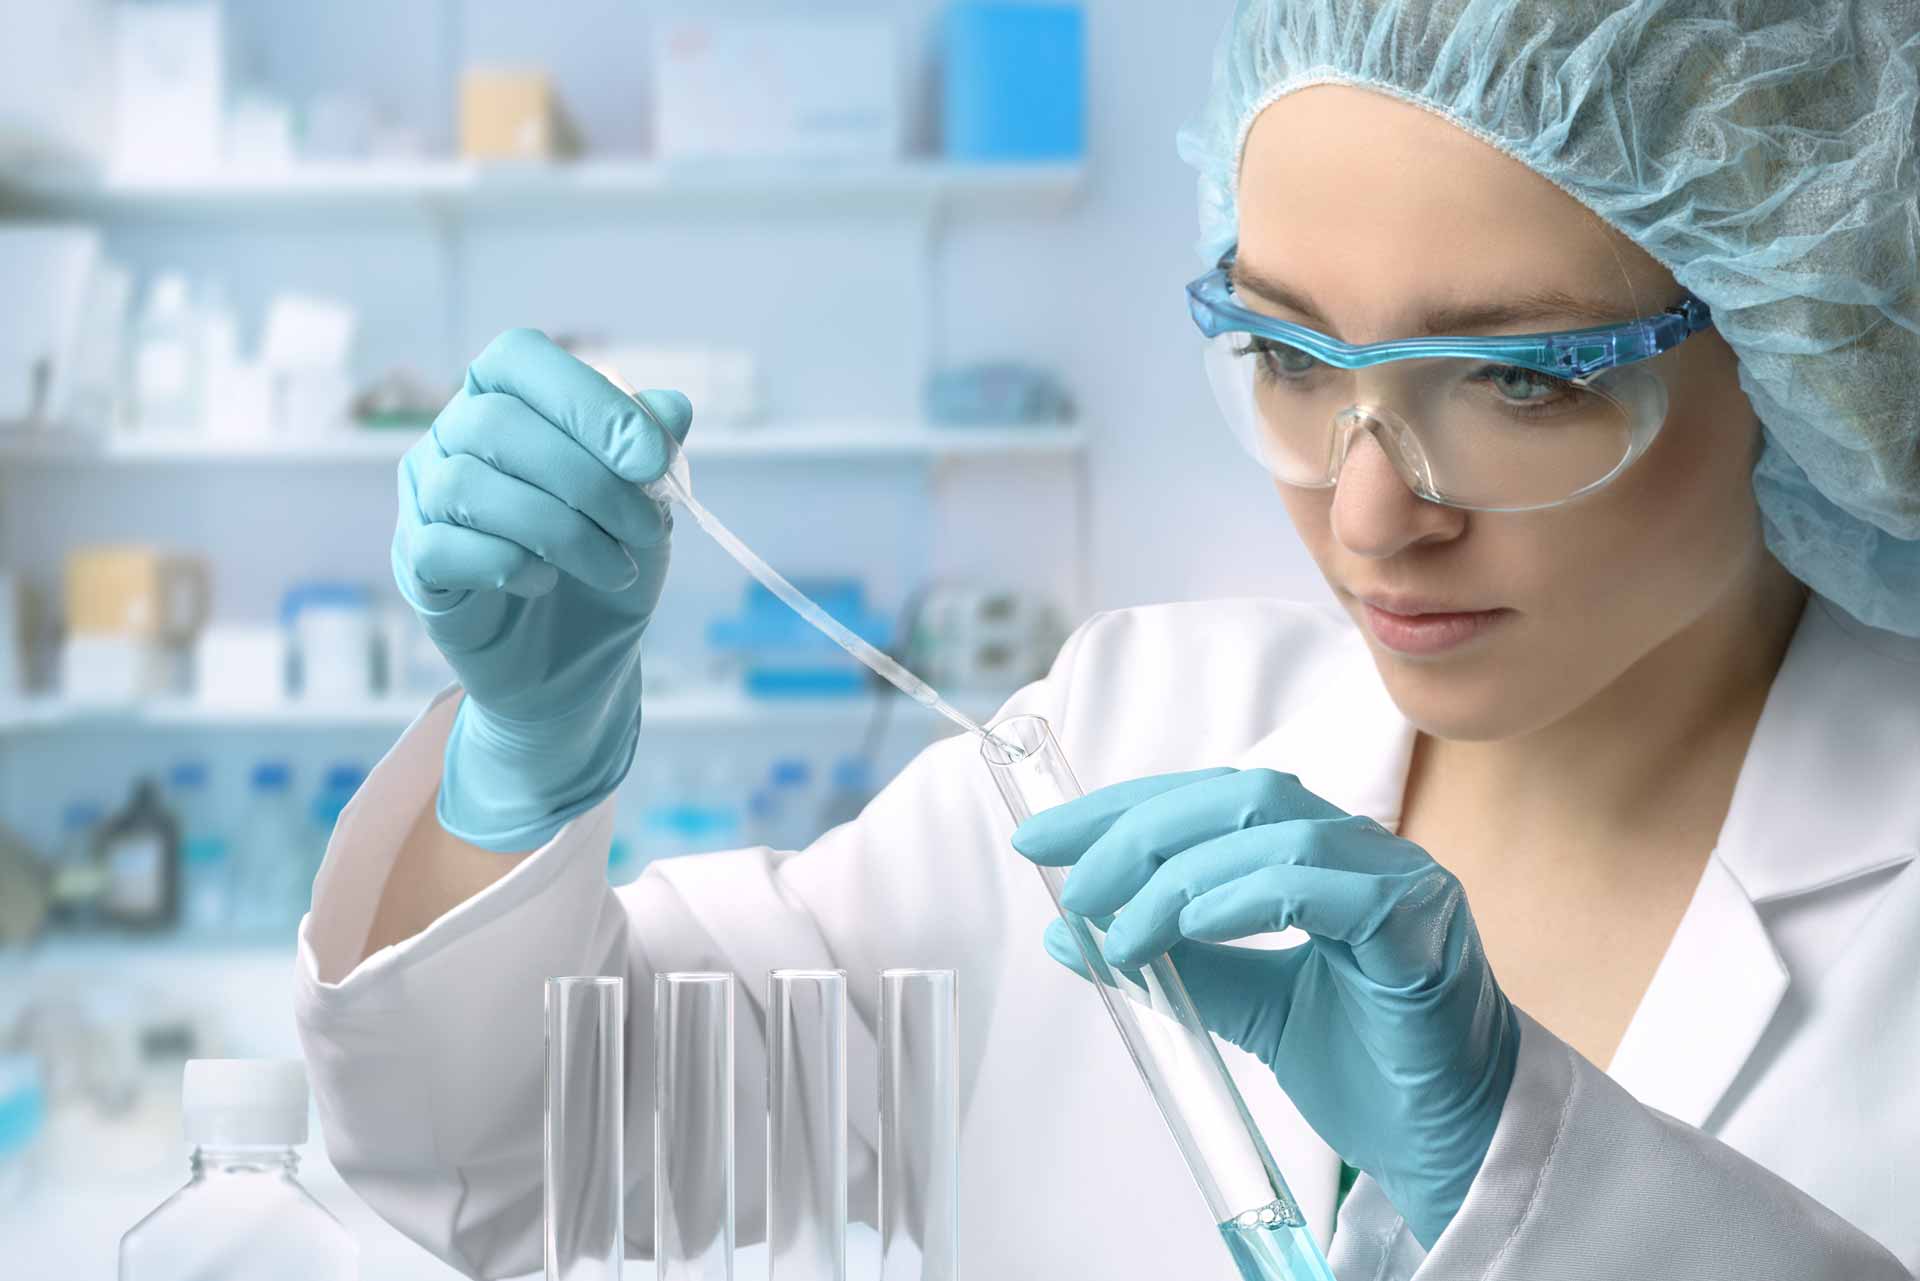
[459,69,578,160]
[653,17,901,160]
[63,547,209,642]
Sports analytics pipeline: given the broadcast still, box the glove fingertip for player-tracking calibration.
[634,389,693,442]
[1043,919,1091,978]
[1010,812,1075,863]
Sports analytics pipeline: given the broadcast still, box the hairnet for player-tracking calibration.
[1179,0,1920,636]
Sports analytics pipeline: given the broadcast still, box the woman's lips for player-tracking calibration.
[1360,600,1512,656]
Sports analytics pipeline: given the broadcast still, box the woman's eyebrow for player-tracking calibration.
[1229,260,1636,336]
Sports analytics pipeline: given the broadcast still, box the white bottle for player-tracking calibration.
[134,273,202,433]
[119,1060,357,1281]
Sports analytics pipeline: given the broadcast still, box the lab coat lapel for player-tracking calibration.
[1608,596,1920,1128]
[1604,856,1787,1127]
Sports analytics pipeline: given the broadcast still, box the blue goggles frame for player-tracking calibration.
[1186,249,1714,379]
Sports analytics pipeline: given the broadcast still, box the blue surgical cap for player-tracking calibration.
[1180,1,1920,636]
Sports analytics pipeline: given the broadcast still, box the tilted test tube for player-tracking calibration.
[980,714,1338,1281]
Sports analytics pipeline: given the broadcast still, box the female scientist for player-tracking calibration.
[295,3,1919,1278]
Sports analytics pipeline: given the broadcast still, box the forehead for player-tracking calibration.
[1235,85,1673,338]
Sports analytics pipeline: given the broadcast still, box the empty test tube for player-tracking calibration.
[546,977,625,1281]
[655,973,736,1281]
[878,969,959,1281]
[767,970,848,1281]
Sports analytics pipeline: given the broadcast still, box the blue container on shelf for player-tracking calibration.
[942,2,1086,161]
[706,578,893,698]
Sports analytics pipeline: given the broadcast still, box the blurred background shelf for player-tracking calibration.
[0,688,1014,737]
[0,159,1087,221]
[0,421,1087,464]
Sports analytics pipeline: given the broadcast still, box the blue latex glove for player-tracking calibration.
[393,329,691,851]
[1012,767,1520,1250]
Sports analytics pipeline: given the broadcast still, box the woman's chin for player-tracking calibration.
[1368,646,1578,744]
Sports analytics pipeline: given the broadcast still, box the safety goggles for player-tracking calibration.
[1186,250,1715,512]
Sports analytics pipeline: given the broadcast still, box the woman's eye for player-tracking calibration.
[1482,363,1572,403]
[1234,337,1321,379]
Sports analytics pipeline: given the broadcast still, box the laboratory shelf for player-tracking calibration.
[0,159,1085,221]
[0,688,1012,737]
[0,422,1086,465]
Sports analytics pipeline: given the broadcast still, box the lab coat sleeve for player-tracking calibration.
[296,622,1091,1279]
[1324,1010,1910,1280]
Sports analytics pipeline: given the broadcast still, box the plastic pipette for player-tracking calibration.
[635,411,1003,748]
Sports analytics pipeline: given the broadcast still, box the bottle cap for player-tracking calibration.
[182,1059,308,1146]
[167,761,210,789]
[250,761,292,790]
[61,801,104,830]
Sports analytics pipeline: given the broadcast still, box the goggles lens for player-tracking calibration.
[1203,329,1668,511]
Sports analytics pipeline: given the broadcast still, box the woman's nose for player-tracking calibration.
[1328,425,1466,558]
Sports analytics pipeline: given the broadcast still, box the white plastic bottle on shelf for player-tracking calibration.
[134,272,202,433]
[119,1059,357,1281]
[229,762,307,938]
[767,757,818,849]
[168,761,230,935]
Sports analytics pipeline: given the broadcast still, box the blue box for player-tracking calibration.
[706,578,895,699]
[943,3,1085,161]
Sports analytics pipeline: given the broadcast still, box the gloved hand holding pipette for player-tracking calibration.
[1012,767,1521,1252]
[393,328,692,851]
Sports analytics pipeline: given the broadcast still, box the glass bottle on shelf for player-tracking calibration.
[230,762,306,938]
[169,761,230,936]
[96,778,181,933]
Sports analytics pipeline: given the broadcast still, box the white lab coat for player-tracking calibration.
[296,593,1917,1280]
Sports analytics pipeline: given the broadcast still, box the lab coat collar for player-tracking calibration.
[1608,595,1920,1128]
[1709,595,1920,904]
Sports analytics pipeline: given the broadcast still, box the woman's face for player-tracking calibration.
[1236,86,1773,741]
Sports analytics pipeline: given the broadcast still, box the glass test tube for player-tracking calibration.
[546,977,626,1281]
[767,970,848,1281]
[878,969,959,1281]
[655,973,735,1281]
[981,715,1337,1281]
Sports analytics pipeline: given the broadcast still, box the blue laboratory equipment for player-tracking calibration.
[942,3,1086,161]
